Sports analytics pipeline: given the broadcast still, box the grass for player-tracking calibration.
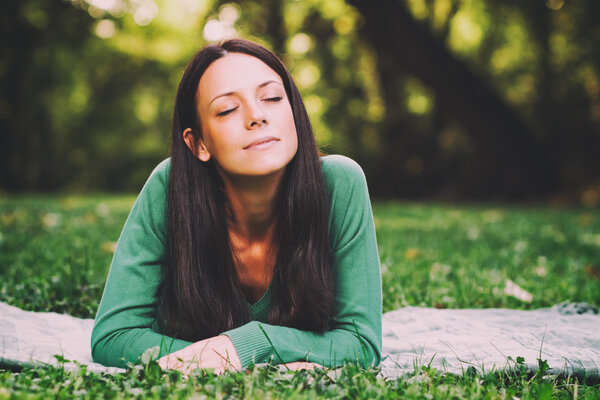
[374,202,600,311]
[1,195,599,398]
[2,360,599,399]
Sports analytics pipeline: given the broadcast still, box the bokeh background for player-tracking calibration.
[2,0,600,204]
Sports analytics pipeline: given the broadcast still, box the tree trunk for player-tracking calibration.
[348,0,558,198]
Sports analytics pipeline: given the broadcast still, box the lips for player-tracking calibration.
[243,136,280,150]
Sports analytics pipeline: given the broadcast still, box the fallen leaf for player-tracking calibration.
[580,233,600,246]
[96,203,109,217]
[504,279,533,303]
[578,213,594,227]
[467,226,480,240]
[513,241,527,253]
[584,265,600,279]
[1,213,16,226]
[404,248,420,261]
[42,213,60,228]
[84,212,97,224]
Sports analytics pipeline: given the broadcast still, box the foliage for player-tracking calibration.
[2,0,600,201]
[0,0,186,192]
[1,349,600,398]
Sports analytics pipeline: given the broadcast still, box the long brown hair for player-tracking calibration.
[158,39,334,341]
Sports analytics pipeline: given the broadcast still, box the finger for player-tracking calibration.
[212,349,241,372]
[159,355,186,372]
[158,356,173,370]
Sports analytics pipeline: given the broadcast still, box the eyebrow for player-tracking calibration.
[209,80,282,105]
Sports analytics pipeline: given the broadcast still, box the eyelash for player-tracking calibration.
[216,97,282,117]
[217,107,237,117]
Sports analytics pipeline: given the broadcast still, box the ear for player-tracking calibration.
[182,128,211,162]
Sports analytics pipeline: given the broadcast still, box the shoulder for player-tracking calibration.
[320,155,371,213]
[320,154,366,183]
[143,158,171,190]
[136,158,171,207]
[148,158,171,183]
[320,156,374,252]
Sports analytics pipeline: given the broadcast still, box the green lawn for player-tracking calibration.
[1,195,599,398]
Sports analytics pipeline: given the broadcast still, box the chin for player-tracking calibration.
[245,154,294,175]
[244,165,287,177]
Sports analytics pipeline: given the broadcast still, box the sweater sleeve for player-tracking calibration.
[91,159,191,368]
[223,155,382,368]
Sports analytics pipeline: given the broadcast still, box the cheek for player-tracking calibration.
[203,122,234,152]
[284,108,297,138]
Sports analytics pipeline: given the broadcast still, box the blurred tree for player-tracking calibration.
[348,0,600,200]
[2,0,599,202]
[0,0,94,191]
[349,0,558,198]
[501,0,600,196]
[0,0,199,192]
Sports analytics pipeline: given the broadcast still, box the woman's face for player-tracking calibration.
[192,53,298,180]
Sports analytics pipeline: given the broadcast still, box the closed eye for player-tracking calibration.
[264,97,282,102]
[217,107,238,117]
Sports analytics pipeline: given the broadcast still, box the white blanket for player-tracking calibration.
[379,304,599,378]
[1,301,598,377]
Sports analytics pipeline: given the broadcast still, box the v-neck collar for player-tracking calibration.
[247,280,272,320]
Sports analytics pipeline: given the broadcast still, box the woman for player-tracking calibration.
[91,39,381,374]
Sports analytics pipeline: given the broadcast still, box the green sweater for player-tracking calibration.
[91,155,382,369]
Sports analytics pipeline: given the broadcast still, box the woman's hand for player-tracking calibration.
[157,335,242,376]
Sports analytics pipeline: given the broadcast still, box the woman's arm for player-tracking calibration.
[221,155,382,369]
[93,156,381,371]
[91,159,192,368]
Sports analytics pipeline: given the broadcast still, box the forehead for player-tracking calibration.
[197,53,283,101]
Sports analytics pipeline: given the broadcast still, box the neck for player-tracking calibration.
[219,169,284,241]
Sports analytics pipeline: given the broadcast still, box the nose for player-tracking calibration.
[248,118,268,128]
[245,101,268,130]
